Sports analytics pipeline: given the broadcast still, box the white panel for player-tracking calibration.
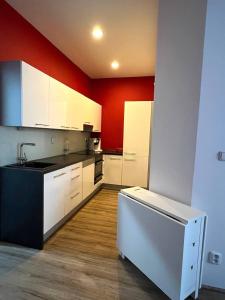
[22,62,50,128]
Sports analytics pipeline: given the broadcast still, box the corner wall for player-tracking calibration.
[150,0,207,205]
[192,0,225,289]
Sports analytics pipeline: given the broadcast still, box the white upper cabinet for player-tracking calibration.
[49,78,70,129]
[0,61,101,132]
[68,88,82,131]
[82,97,102,132]
[22,62,50,128]
[92,101,102,132]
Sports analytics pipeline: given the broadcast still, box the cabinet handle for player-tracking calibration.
[124,152,136,155]
[53,172,66,179]
[71,175,80,180]
[71,192,80,199]
[71,127,79,130]
[71,166,80,171]
[35,123,49,127]
[192,242,196,247]
[190,265,194,270]
[84,122,91,124]
[61,126,70,129]
[109,157,121,161]
[124,158,136,161]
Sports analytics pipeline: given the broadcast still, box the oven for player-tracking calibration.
[94,152,103,184]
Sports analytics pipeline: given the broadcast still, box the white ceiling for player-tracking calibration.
[6,0,158,78]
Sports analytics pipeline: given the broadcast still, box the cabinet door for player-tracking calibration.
[123,101,152,156]
[82,163,95,200]
[93,102,102,132]
[21,62,50,128]
[49,78,70,129]
[104,155,122,185]
[122,156,149,188]
[69,89,84,131]
[44,167,70,233]
[82,96,93,127]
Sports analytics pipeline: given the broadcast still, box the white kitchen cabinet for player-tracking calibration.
[92,102,102,132]
[0,61,50,128]
[104,155,123,185]
[0,60,102,132]
[122,101,152,188]
[122,155,149,187]
[69,89,84,131]
[82,161,95,200]
[44,166,70,234]
[22,62,50,128]
[65,162,83,214]
[49,78,70,129]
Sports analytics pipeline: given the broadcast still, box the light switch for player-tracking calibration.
[217,152,225,161]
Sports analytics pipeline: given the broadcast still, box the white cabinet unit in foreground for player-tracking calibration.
[117,187,207,300]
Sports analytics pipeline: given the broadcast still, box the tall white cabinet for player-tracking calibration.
[122,101,152,188]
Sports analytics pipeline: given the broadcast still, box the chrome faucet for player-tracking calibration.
[18,143,36,165]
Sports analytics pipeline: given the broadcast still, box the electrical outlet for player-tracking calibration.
[208,251,222,265]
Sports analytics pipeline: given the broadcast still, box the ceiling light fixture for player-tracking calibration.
[111,60,119,70]
[92,25,103,40]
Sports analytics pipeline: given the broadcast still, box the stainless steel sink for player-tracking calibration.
[7,161,56,169]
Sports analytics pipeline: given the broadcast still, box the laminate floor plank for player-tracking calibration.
[0,189,224,300]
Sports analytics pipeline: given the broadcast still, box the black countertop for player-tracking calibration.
[102,149,123,155]
[2,152,95,174]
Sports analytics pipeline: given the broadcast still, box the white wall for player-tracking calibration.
[192,0,225,289]
[0,126,88,166]
[150,0,207,205]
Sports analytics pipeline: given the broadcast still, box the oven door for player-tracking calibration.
[95,160,103,184]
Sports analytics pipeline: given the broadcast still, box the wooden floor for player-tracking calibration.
[0,189,224,300]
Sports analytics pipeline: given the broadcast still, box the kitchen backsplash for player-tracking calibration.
[0,126,89,166]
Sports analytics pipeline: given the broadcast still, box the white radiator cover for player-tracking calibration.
[117,187,207,300]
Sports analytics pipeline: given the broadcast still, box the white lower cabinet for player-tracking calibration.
[122,155,149,188]
[44,162,83,234]
[44,166,70,234]
[103,155,123,185]
[82,162,95,200]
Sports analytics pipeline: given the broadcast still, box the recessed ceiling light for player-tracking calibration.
[111,60,119,70]
[92,25,103,40]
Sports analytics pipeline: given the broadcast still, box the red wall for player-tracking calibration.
[0,0,91,97]
[1,1,154,150]
[91,77,154,150]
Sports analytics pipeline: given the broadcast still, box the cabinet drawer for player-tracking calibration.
[65,191,82,214]
[70,162,82,178]
[70,174,82,195]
